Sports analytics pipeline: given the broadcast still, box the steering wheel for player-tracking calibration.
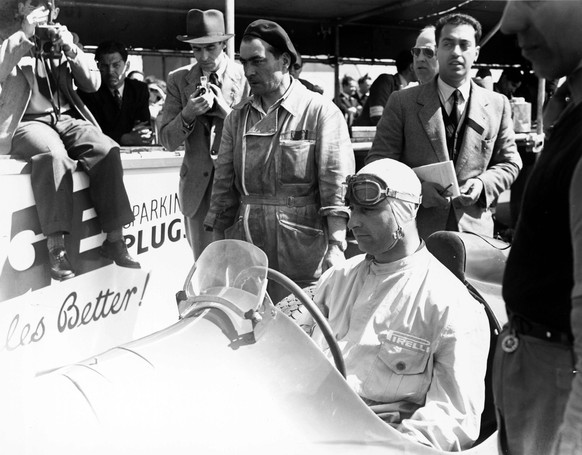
[267,268,346,378]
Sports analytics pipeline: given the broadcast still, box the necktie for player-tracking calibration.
[450,89,461,129]
[208,72,221,88]
[113,89,122,109]
[543,82,572,134]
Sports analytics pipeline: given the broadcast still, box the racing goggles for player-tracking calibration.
[344,174,422,207]
[411,47,436,59]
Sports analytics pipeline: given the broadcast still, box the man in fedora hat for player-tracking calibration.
[204,19,354,302]
[160,9,249,260]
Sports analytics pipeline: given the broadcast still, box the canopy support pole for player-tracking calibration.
[225,0,235,59]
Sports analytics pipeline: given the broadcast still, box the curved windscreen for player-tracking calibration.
[184,240,269,315]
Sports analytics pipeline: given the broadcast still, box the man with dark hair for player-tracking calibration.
[494,67,523,100]
[356,73,371,105]
[367,13,522,239]
[494,2,582,454]
[0,0,139,280]
[159,9,249,260]
[204,19,354,302]
[336,74,361,127]
[354,50,417,126]
[79,40,152,145]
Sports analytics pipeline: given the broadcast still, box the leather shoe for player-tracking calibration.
[100,240,141,269]
[48,247,75,281]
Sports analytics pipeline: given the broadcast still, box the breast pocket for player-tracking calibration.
[279,140,315,184]
[376,334,432,403]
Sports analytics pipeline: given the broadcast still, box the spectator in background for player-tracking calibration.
[356,74,372,105]
[159,9,249,260]
[494,67,524,100]
[367,13,522,239]
[336,74,362,128]
[474,67,493,91]
[147,78,166,143]
[79,40,153,146]
[354,50,417,126]
[289,54,324,94]
[412,26,439,85]
[204,19,354,302]
[1,0,139,280]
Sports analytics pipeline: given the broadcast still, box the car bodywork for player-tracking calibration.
[1,236,508,454]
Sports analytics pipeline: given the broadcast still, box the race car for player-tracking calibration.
[1,234,508,454]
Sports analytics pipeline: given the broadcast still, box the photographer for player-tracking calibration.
[159,9,249,260]
[0,0,139,280]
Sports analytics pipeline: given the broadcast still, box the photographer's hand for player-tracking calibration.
[182,87,213,124]
[22,7,48,38]
[52,26,78,59]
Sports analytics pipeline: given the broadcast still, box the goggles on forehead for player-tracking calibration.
[344,174,422,207]
[411,47,436,59]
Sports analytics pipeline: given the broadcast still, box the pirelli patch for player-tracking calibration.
[385,330,431,353]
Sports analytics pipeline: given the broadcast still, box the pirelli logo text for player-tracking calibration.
[386,331,431,353]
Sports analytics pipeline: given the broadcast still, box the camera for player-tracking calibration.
[34,24,63,58]
[197,76,208,95]
[35,24,62,41]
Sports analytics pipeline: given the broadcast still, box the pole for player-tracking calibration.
[536,78,546,134]
[225,0,235,59]
[334,23,340,105]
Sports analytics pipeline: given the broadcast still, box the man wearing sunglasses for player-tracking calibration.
[367,13,522,240]
[313,158,489,451]
[412,26,439,85]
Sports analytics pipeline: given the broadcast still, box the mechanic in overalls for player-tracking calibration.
[204,19,354,302]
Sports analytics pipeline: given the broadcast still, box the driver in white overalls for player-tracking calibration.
[313,158,490,452]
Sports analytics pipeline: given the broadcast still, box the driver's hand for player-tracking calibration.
[322,243,345,271]
[421,181,451,208]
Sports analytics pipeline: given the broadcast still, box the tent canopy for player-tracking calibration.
[57,0,523,66]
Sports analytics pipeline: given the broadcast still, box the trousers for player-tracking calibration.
[492,325,576,454]
[10,112,135,236]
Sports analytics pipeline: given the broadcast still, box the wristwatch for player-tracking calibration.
[328,239,347,252]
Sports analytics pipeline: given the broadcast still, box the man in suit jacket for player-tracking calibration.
[159,9,249,259]
[0,0,139,280]
[367,13,522,239]
[79,40,152,146]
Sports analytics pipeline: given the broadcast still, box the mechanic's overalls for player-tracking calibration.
[226,104,327,301]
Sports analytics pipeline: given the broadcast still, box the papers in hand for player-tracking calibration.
[412,161,460,197]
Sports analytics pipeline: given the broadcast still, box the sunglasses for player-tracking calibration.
[344,175,421,207]
[411,47,436,59]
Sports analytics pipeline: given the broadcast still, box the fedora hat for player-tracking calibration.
[177,9,233,44]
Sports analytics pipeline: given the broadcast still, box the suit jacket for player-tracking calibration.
[78,77,150,144]
[367,78,522,238]
[159,58,249,218]
[0,30,100,154]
